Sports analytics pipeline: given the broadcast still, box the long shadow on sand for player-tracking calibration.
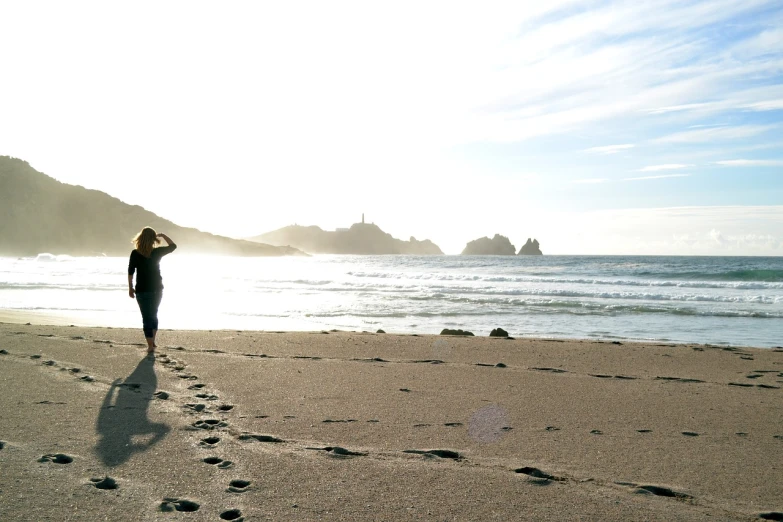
[95,356,170,466]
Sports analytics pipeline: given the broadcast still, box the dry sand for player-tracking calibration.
[0,321,782,521]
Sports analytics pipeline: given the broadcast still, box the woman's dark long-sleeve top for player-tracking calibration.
[127,244,177,292]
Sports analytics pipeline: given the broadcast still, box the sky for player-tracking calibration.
[1,0,782,255]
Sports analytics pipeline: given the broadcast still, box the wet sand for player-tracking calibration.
[1,322,782,521]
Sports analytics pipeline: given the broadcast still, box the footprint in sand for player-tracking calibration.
[759,512,783,521]
[202,456,234,469]
[306,446,367,457]
[192,419,228,430]
[514,466,565,483]
[220,509,244,521]
[403,449,462,460]
[0,441,5,450]
[634,484,693,500]
[227,479,251,493]
[195,393,219,401]
[89,477,118,490]
[200,436,221,447]
[237,433,284,443]
[160,498,200,512]
[38,453,73,464]
[153,391,170,400]
[188,383,206,390]
[217,405,234,412]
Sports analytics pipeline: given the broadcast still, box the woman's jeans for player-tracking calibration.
[135,291,163,338]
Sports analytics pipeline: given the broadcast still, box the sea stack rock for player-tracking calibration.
[518,238,543,255]
[461,234,516,255]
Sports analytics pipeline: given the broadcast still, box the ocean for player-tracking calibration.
[1,254,782,348]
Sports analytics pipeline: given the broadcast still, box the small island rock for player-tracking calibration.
[518,238,543,255]
[461,234,516,255]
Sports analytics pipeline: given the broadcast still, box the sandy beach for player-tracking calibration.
[1,321,782,521]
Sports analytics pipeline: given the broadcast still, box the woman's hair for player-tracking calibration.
[132,227,159,257]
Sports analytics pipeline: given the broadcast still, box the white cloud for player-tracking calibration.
[637,164,692,172]
[715,159,783,166]
[583,144,635,154]
[624,173,691,181]
[742,99,783,111]
[652,125,776,143]
[645,103,717,115]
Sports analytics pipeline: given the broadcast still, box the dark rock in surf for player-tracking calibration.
[440,329,474,336]
[490,328,509,337]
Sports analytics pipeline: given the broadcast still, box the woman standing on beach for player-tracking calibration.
[128,227,177,354]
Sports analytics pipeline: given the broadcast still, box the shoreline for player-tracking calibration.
[1,307,780,351]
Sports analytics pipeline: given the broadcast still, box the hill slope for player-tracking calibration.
[249,223,443,255]
[0,156,304,257]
